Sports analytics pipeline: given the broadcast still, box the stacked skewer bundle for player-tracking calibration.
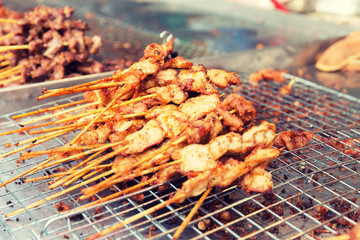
[0,38,316,239]
[0,4,103,87]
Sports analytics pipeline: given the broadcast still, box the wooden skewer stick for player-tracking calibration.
[5,145,129,218]
[25,92,155,127]
[0,53,14,64]
[16,127,76,148]
[22,91,154,126]
[55,147,109,186]
[87,193,187,240]
[172,187,213,240]
[70,84,134,145]
[37,81,126,100]
[0,60,9,67]
[12,99,89,120]
[48,144,128,189]
[18,142,113,160]
[39,142,124,178]
[0,33,15,42]
[79,160,182,200]
[38,76,116,99]
[6,158,121,218]
[0,18,18,23]
[24,164,111,182]
[115,93,157,107]
[122,112,147,118]
[19,101,101,125]
[0,156,56,188]
[1,110,110,137]
[0,128,71,159]
[28,123,79,135]
[0,66,11,73]
[68,177,156,215]
[25,171,72,182]
[0,75,21,85]
[0,41,70,53]
[27,110,112,134]
[0,65,21,79]
[288,77,296,88]
[28,115,114,135]
[81,135,187,197]
[81,164,113,180]
[53,147,109,182]
[0,44,29,53]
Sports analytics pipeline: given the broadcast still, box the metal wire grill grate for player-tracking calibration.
[0,74,360,240]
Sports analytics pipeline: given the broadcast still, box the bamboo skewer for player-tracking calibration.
[288,77,296,88]
[27,114,115,135]
[0,53,14,61]
[0,75,21,85]
[69,177,156,214]
[18,142,113,160]
[0,66,11,74]
[0,60,9,67]
[22,93,155,127]
[115,93,156,107]
[70,84,134,145]
[56,148,110,186]
[25,110,114,135]
[80,136,187,197]
[27,124,79,135]
[79,160,182,200]
[0,156,56,188]
[48,144,128,189]
[39,142,124,176]
[0,128,72,159]
[19,101,101,125]
[0,44,29,52]
[0,65,21,79]
[15,127,76,149]
[172,187,213,240]
[5,145,130,218]
[81,164,112,180]
[24,171,70,182]
[0,60,11,68]
[0,18,18,23]
[37,81,126,100]
[12,99,89,120]
[53,147,109,182]
[87,193,187,240]
[38,76,116,99]
[24,164,111,182]
[0,33,15,42]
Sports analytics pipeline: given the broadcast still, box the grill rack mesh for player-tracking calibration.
[0,74,360,240]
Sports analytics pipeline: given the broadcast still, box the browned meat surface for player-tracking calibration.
[239,167,273,193]
[216,93,256,132]
[206,69,241,88]
[179,94,220,121]
[163,56,193,69]
[0,4,105,86]
[177,65,218,94]
[274,130,314,150]
[249,69,286,85]
[147,84,188,104]
[123,119,166,154]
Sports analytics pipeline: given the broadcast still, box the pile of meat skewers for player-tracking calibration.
[0,4,103,86]
[0,39,313,239]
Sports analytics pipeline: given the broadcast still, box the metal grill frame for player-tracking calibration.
[0,73,360,240]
